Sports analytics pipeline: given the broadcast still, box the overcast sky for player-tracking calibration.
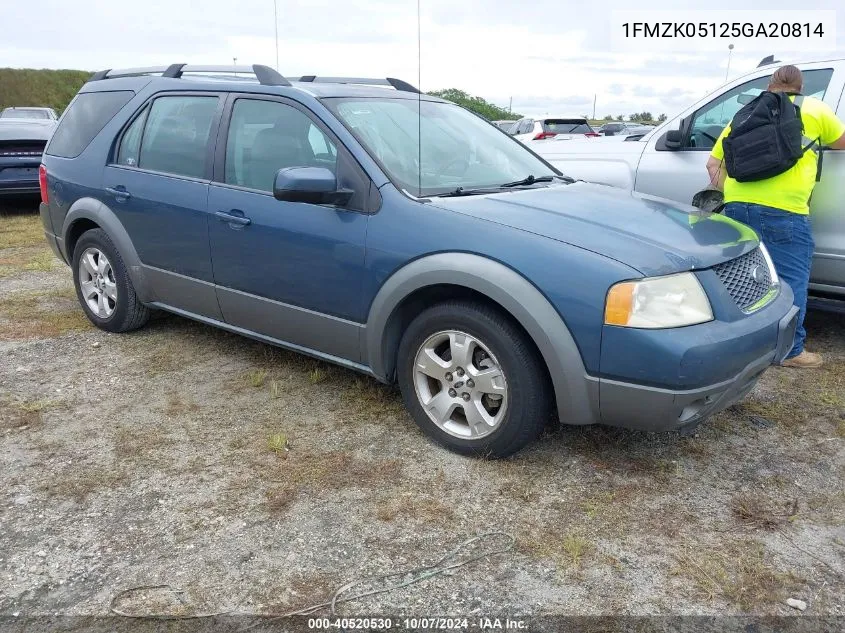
[2,0,843,117]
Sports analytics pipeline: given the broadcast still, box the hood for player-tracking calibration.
[532,136,647,158]
[0,119,56,142]
[429,182,758,277]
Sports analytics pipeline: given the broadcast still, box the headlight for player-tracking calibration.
[605,272,713,329]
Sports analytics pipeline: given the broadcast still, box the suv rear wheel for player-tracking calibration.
[397,300,550,457]
[72,228,150,333]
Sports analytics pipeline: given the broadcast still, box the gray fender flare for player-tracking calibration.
[61,197,154,303]
[364,253,598,425]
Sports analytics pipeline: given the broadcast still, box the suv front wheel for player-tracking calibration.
[72,228,150,333]
[397,301,551,457]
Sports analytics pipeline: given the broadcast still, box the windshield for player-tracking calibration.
[1,109,50,120]
[543,120,591,134]
[326,98,557,196]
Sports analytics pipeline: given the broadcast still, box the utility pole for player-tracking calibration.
[725,44,734,81]
[509,96,512,113]
[274,0,280,71]
[592,94,596,120]
[233,57,237,65]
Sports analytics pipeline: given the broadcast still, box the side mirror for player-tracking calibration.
[273,167,353,206]
[663,129,683,150]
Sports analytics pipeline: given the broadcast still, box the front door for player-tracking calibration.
[103,92,223,318]
[635,65,843,294]
[208,95,371,362]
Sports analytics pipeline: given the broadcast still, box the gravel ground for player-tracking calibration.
[1,205,844,625]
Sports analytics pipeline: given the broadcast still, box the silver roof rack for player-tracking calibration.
[297,76,420,93]
[88,64,291,87]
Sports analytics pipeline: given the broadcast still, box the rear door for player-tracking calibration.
[103,92,224,318]
[207,94,371,361]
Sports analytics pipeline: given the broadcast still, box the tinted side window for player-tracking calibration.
[116,107,148,167]
[46,91,133,158]
[224,99,337,192]
[139,96,218,178]
[686,68,834,150]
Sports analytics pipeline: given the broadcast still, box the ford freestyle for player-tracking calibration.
[39,64,798,457]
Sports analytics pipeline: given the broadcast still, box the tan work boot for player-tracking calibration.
[781,351,823,368]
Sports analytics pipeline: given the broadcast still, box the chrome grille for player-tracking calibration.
[713,248,774,312]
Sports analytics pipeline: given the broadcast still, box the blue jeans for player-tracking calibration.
[723,202,814,359]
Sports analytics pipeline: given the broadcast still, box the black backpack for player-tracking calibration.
[722,91,818,182]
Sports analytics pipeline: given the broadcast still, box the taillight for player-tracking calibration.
[585,132,600,137]
[533,132,557,140]
[39,164,48,204]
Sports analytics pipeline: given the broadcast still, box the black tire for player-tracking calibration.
[397,300,551,458]
[72,228,150,333]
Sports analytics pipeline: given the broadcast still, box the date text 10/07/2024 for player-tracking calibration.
[307,617,528,630]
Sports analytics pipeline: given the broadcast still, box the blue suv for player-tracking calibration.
[39,64,798,457]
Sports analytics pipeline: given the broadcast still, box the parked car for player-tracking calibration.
[510,116,599,142]
[597,122,651,137]
[0,117,57,196]
[40,64,797,457]
[1,107,59,121]
[533,56,845,299]
[492,120,517,133]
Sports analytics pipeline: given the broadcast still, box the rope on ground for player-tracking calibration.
[109,531,515,624]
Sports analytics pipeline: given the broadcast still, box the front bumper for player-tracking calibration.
[598,290,798,432]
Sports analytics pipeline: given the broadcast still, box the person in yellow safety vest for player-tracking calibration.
[706,65,845,369]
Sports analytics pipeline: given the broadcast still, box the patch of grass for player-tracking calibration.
[837,420,845,439]
[15,398,58,414]
[143,345,188,376]
[268,432,289,455]
[0,397,59,430]
[730,492,797,530]
[266,451,402,514]
[246,369,268,388]
[581,491,616,519]
[674,539,801,609]
[162,394,201,417]
[308,366,328,384]
[269,380,283,399]
[561,534,591,567]
[266,485,297,513]
[0,289,89,340]
[0,247,56,278]
[112,425,174,461]
[0,214,45,248]
[339,378,405,422]
[375,495,454,524]
[40,464,131,501]
[520,530,593,571]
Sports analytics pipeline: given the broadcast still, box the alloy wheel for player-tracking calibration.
[412,330,508,439]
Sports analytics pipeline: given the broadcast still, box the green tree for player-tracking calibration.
[603,115,613,121]
[426,88,521,120]
[658,113,668,122]
[639,111,653,122]
[628,113,640,122]
[616,114,625,121]
[0,68,91,113]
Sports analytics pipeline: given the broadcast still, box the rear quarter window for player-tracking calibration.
[46,90,134,158]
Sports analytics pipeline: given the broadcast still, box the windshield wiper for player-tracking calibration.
[432,174,575,197]
[434,186,505,198]
[500,174,573,187]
